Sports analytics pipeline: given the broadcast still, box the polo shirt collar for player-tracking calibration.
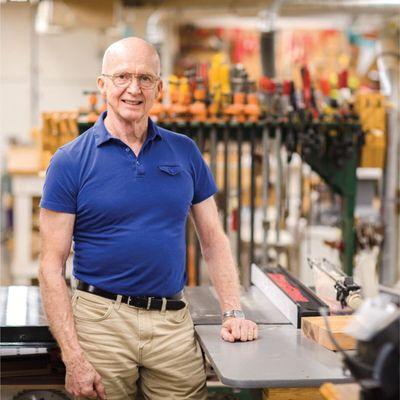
[147,117,163,143]
[93,111,162,147]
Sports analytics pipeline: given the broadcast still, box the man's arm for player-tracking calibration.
[38,208,105,399]
[190,197,258,342]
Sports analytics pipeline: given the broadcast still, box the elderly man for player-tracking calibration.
[39,37,257,400]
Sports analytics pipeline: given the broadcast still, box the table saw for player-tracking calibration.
[1,281,352,399]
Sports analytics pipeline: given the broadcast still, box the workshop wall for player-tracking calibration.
[1,1,399,288]
[0,3,155,151]
[0,4,34,148]
[37,31,108,112]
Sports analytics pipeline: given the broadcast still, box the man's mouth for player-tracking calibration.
[122,99,143,106]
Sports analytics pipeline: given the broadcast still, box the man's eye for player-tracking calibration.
[116,74,130,81]
[140,75,152,82]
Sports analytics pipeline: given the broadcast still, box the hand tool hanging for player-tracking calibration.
[246,80,261,277]
[261,123,271,267]
[282,81,296,226]
[271,83,285,263]
[207,58,220,180]
[222,125,230,233]
[226,66,247,276]
[259,76,275,266]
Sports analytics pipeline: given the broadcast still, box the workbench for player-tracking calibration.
[186,286,352,399]
[1,285,352,399]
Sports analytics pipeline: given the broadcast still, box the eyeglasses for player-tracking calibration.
[102,72,160,89]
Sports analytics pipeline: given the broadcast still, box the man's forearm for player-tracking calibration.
[39,264,84,364]
[202,233,242,312]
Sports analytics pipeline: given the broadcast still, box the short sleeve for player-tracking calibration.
[190,141,218,205]
[40,149,78,213]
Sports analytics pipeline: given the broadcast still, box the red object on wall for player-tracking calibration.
[259,76,276,95]
[232,29,244,63]
[338,70,348,89]
[301,65,312,108]
[231,208,238,231]
[283,80,291,96]
[320,78,330,97]
[198,63,208,85]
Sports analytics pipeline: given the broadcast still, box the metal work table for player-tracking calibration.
[1,285,351,392]
[185,286,350,389]
[0,286,54,345]
[195,325,350,388]
[1,285,287,344]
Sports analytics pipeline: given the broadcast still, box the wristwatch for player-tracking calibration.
[222,310,245,322]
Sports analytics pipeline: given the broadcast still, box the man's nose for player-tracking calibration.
[126,77,141,93]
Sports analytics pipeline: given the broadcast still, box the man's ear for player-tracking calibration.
[97,76,106,96]
[155,79,163,100]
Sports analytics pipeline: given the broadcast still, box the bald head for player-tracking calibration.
[102,37,161,75]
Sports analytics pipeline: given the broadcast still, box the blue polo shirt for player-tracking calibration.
[40,112,217,297]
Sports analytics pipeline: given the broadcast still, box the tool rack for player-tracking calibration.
[78,118,363,278]
[161,119,363,276]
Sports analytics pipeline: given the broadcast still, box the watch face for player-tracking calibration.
[234,310,245,319]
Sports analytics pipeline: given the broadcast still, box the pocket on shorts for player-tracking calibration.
[164,303,190,324]
[72,293,113,322]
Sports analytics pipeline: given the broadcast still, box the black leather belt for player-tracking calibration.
[76,281,186,311]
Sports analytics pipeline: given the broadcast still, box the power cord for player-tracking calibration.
[318,307,373,377]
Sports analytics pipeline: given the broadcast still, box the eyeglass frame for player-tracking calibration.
[101,72,161,89]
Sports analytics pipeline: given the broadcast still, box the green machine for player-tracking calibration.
[278,113,364,276]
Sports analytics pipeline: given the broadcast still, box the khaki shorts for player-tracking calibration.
[71,290,207,400]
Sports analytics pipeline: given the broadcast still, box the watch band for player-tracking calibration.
[222,310,245,321]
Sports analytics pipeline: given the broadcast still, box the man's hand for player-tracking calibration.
[220,318,258,342]
[64,354,106,399]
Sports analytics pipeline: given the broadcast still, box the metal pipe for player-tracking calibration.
[275,125,283,245]
[236,124,243,274]
[140,1,400,15]
[30,4,39,129]
[198,125,205,153]
[209,125,218,179]
[193,123,205,285]
[250,125,257,269]
[223,126,230,232]
[185,223,192,285]
[195,237,201,285]
[262,125,270,266]
[378,46,400,285]
[286,0,400,8]
[282,0,400,14]
[258,2,283,78]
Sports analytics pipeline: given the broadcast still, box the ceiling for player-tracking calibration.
[2,0,400,15]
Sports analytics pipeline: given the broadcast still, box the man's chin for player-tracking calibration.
[119,110,146,123]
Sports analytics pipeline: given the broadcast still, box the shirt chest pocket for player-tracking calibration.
[157,164,193,213]
[158,165,182,175]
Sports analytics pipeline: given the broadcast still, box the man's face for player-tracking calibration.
[97,46,162,123]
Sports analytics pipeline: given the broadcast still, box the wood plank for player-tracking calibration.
[320,383,360,400]
[301,316,356,351]
[263,387,323,400]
